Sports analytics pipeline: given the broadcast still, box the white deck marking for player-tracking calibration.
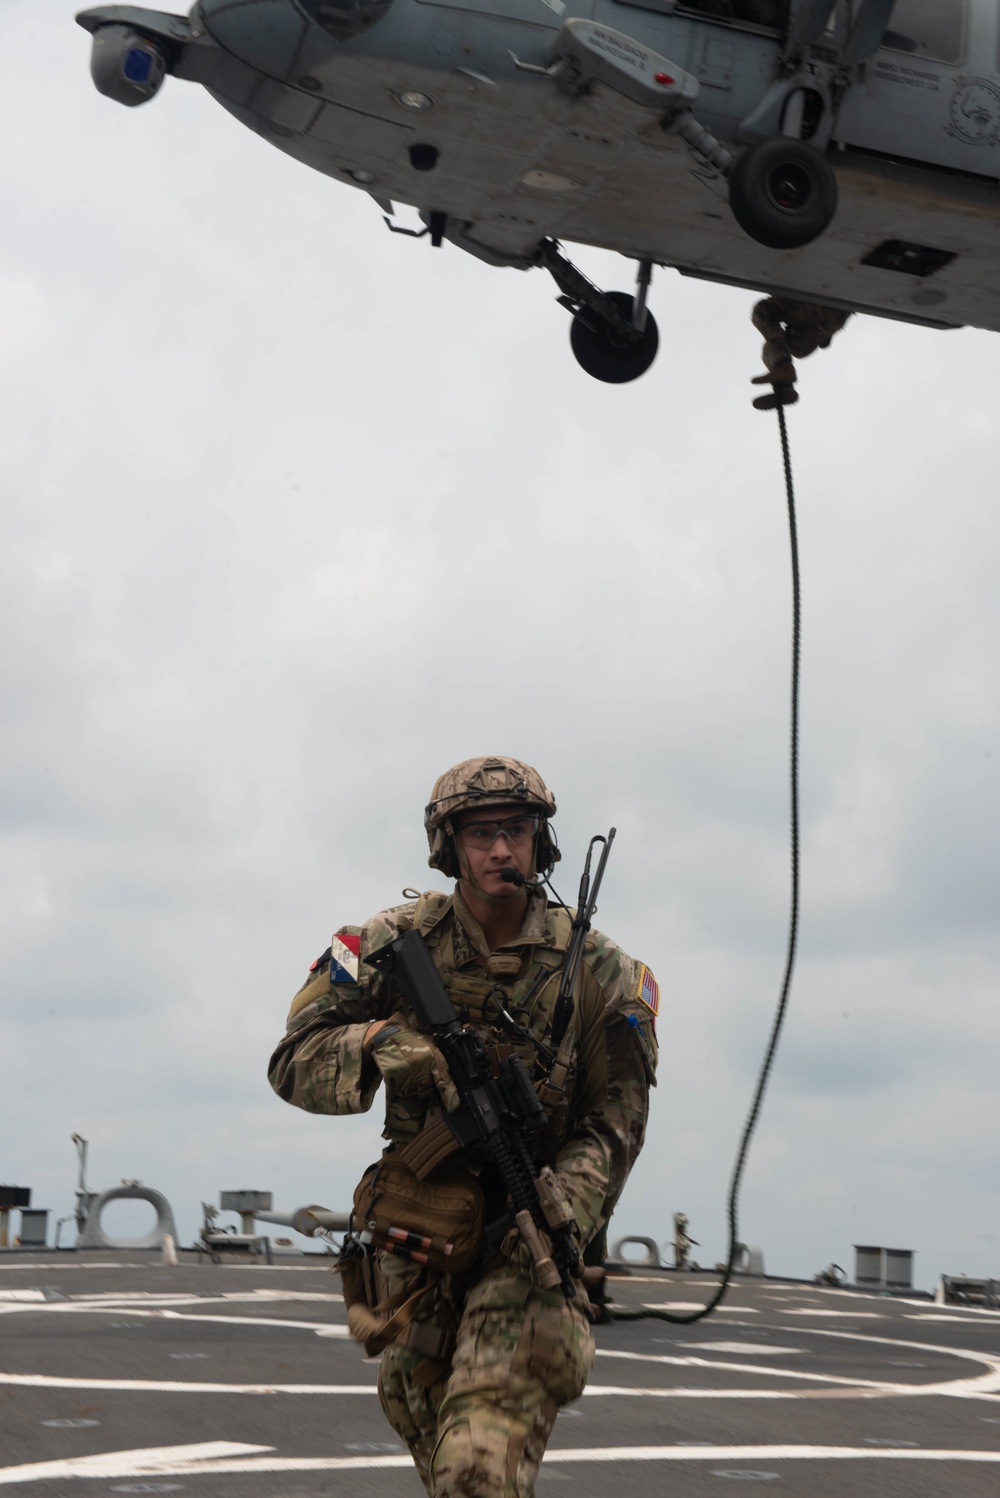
[67,1291,342,1305]
[2,1292,345,1311]
[163,1311,347,1336]
[4,1443,1000,1484]
[553,1446,1000,1464]
[0,1374,941,1401]
[4,1300,999,1407]
[761,1324,1000,1393]
[598,1331,1000,1402]
[783,1328,1000,1400]
[782,1310,883,1318]
[581,1387,869,1400]
[0,1373,378,1393]
[597,1348,905,1390]
[585,1388,898,1401]
[0,1304,347,1335]
[0,1444,269,1486]
[0,1263,148,1272]
[677,1342,803,1356]
[0,1262,325,1273]
[5,1324,996,1401]
[767,1288,962,1312]
[639,1302,759,1312]
[911,1313,1000,1323]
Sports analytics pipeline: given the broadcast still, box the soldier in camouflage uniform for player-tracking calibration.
[269,756,658,1498]
[751,295,851,409]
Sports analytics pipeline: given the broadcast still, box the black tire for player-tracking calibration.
[729,138,838,250]
[570,292,659,384]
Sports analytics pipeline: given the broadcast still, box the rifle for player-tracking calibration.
[366,929,582,1298]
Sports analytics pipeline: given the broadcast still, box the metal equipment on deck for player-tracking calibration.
[854,1244,915,1290]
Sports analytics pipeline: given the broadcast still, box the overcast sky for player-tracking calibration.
[2,1,997,1289]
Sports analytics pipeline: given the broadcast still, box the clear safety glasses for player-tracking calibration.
[457,814,540,849]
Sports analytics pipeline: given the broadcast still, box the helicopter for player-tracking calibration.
[77,1,1000,382]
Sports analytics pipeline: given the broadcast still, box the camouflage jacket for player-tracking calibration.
[268,887,658,1253]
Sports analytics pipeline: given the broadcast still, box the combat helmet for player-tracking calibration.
[425,756,560,881]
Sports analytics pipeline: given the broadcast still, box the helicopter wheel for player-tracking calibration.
[729,138,838,250]
[570,292,659,383]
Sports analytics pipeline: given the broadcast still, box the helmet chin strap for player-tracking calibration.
[455,845,518,907]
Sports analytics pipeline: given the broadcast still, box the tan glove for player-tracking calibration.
[370,1028,460,1113]
[500,1178,582,1288]
[500,1223,554,1281]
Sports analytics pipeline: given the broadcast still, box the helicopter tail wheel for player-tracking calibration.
[729,139,838,251]
[570,292,659,383]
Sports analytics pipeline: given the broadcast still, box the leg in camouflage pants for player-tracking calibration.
[750,296,851,409]
[378,1264,594,1498]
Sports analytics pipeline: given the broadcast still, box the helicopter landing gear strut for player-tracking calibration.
[540,241,659,384]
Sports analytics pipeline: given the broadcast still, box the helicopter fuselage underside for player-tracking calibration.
[92,0,1000,332]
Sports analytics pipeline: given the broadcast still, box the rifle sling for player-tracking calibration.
[537,994,578,1110]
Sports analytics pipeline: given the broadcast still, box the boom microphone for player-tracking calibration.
[499,867,526,886]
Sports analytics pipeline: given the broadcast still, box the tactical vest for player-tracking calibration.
[381,892,588,1167]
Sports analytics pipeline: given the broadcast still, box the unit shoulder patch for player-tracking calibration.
[636,962,660,1020]
[330,930,361,984]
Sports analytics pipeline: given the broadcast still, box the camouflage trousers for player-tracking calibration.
[377,1261,594,1498]
[752,296,850,368]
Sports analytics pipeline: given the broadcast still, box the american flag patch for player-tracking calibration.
[637,963,660,1018]
[330,932,361,984]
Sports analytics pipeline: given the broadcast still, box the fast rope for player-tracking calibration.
[604,403,801,1326]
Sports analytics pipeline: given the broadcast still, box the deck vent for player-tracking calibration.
[861,240,956,277]
[18,1210,49,1247]
[854,1244,914,1289]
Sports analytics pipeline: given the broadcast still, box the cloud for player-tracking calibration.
[0,2,997,1285]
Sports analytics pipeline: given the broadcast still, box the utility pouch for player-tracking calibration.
[338,1249,449,1360]
[337,1248,376,1319]
[351,1153,485,1275]
[337,1155,484,1360]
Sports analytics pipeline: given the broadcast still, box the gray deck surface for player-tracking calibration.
[2,1252,999,1496]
